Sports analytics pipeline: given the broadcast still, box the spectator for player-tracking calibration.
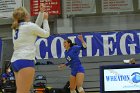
[2,67,14,83]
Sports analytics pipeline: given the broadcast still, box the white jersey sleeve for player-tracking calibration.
[11,20,50,62]
[29,20,50,38]
[35,12,44,27]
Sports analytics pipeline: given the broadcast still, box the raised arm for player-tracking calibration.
[30,12,50,38]
[35,4,45,26]
[43,12,49,32]
[35,12,44,27]
[78,35,87,48]
[33,3,50,38]
[30,20,50,38]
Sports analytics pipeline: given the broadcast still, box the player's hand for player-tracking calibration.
[44,12,48,20]
[58,64,66,70]
[78,35,84,42]
[40,3,45,13]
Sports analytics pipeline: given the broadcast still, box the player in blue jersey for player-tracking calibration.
[2,67,14,83]
[59,35,86,93]
[11,4,50,93]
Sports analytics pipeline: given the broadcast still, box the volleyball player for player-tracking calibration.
[59,35,86,93]
[10,5,50,93]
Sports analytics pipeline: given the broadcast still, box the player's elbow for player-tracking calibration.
[43,30,50,38]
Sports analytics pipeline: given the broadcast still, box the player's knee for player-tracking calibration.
[70,90,77,93]
[77,86,84,92]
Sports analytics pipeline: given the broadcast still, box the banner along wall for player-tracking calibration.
[102,0,133,13]
[63,0,96,15]
[0,38,2,68]
[35,30,140,59]
[0,0,22,18]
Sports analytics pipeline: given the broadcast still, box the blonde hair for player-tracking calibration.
[11,7,29,30]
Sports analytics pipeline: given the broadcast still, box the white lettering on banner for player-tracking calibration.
[127,33,136,54]
[120,33,135,55]
[51,37,65,58]
[85,35,93,56]
[94,49,100,56]
[128,44,136,54]
[137,33,140,47]
[102,34,117,56]
[35,38,48,59]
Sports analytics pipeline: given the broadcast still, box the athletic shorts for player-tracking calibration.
[11,60,35,72]
[71,66,85,76]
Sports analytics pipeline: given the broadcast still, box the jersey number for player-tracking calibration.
[14,30,19,40]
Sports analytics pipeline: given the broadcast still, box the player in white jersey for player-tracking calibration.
[10,5,50,93]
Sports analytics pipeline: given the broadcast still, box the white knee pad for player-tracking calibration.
[77,87,84,92]
[70,90,77,93]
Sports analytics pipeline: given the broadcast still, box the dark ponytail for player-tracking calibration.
[66,38,77,47]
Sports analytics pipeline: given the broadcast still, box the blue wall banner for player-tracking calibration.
[0,38,2,62]
[35,30,140,59]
